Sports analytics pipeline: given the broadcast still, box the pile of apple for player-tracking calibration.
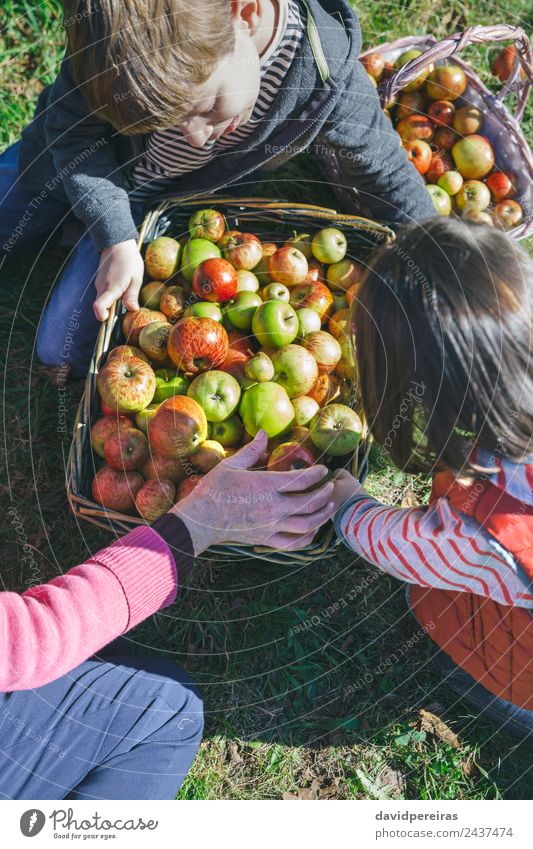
[91,209,364,523]
[362,44,525,228]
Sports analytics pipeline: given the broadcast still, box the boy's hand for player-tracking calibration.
[331,469,365,511]
[93,240,144,321]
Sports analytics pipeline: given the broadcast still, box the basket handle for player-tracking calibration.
[380,25,533,123]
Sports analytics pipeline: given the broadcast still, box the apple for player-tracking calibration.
[183,301,222,321]
[396,115,434,143]
[426,151,454,184]
[492,199,523,230]
[190,440,226,472]
[92,466,143,514]
[210,414,243,446]
[107,344,150,364]
[452,135,495,179]
[427,99,455,126]
[167,316,229,374]
[140,280,167,310]
[326,258,365,292]
[176,475,204,502]
[252,300,298,348]
[268,246,308,286]
[328,308,350,340]
[394,49,433,92]
[461,209,494,226]
[135,404,160,434]
[332,291,347,312]
[396,91,426,120]
[361,51,385,80]
[271,344,319,398]
[140,452,187,484]
[159,285,186,322]
[97,356,156,413]
[244,352,274,382]
[227,332,254,358]
[261,282,290,302]
[144,237,181,280]
[149,395,208,458]
[335,334,358,379]
[253,242,278,284]
[291,395,319,427]
[267,441,316,472]
[223,291,262,331]
[452,105,483,136]
[296,307,322,340]
[285,232,314,259]
[104,426,149,471]
[122,308,167,346]
[192,257,237,303]
[135,479,176,521]
[91,415,133,458]
[309,403,363,456]
[345,282,360,308]
[153,368,190,403]
[311,228,347,263]
[485,171,517,202]
[289,280,334,322]
[437,170,463,196]
[426,64,467,101]
[433,126,459,152]
[187,370,241,422]
[455,180,491,212]
[240,382,294,438]
[222,232,262,270]
[303,259,326,285]
[188,208,225,242]
[236,269,260,292]
[302,330,342,374]
[491,44,521,82]
[180,238,221,282]
[138,320,171,362]
[426,184,452,216]
[404,139,432,175]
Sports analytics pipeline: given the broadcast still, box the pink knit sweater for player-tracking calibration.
[0,526,182,692]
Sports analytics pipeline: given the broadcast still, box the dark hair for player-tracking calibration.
[62,0,235,134]
[353,218,533,475]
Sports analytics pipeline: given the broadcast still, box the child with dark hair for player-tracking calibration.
[333,218,533,736]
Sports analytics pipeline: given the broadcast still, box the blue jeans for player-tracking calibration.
[0,141,144,377]
[0,646,203,800]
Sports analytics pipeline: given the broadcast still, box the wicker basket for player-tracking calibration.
[66,198,394,565]
[359,25,533,239]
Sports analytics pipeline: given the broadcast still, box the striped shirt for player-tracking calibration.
[131,0,304,196]
[335,456,533,610]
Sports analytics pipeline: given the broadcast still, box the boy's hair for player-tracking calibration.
[353,218,533,475]
[62,0,235,134]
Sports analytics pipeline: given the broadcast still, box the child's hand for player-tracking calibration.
[331,469,365,511]
[93,240,144,321]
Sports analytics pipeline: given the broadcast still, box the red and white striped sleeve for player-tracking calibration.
[335,494,533,609]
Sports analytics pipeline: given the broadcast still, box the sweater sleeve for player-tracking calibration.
[335,494,533,609]
[0,524,192,692]
[42,53,139,252]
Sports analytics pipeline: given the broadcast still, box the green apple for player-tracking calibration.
[244,352,274,383]
[252,301,298,348]
[240,382,295,438]
[180,238,221,283]
[261,282,290,302]
[271,344,318,398]
[140,280,166,310]
[187,370,241,422]
[292,395,319,426]
[236,269,260,293]
[135,404,160,434]
[223,291,262,331]
[183,301,222,321]
[426,184,452,216]
[153,368,190,403]
[311,228,347,264]
[296,307,321,340]
[210,414,243,446]
[309,403,363,456]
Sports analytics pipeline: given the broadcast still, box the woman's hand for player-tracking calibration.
[93,239,144,321]
[171,431,336,554]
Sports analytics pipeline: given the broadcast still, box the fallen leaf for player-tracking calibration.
[376,766,405,800]
[419,709,461,749]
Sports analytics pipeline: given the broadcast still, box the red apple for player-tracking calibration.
[175,475,204,502]
[404,139,433,175]
[326,258,365,292]
[426,65,467,101]
[396,115,434,143]
[396,91,426,120]
[90,415,134,458]
[149,395,208,458]
[222,232,262,270]
[92,466,144,514]
[492,199,523,230]
[103,426,149,471]
[97,356,156,413]
[135,479,176,521]
[188,208,226,242]
[345,282,360,307]
[485,171,517,202]
[303,259,326,285]
[452,105,483,136]
[361,51,385,80]
[122,308,168,347]
[192,257,237,303]
[455,180,491,212]
[427,99,455,126]
[308,373,341,407]
[227,331,254,358]
[107,344,150,364]
[289,281,334,322]
[491,45,521,82]
[268,246,309,286]
[302,330,342,374]
[452,134,495,179]
[253,242,278,284]
[426,150,454,183]
[140,453,187,484]
[433,126,459,152]
[267,441,316,472]
[144,237,181,280]
[159,285,186,322]
[167,317,229,374]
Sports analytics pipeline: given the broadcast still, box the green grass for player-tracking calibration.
[1,0,532,800]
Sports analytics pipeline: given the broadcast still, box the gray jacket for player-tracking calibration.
[18,0,435,252]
